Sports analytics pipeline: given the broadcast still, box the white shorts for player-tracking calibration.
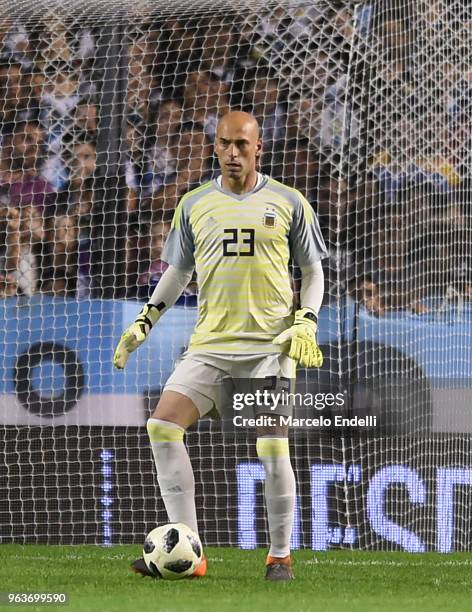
[164,352,296,418]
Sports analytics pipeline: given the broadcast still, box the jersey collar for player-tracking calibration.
[212,172,268,200]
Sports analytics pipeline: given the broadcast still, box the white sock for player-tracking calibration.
[257,437,296,558]
[146,418,199,535]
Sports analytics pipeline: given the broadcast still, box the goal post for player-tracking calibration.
[0,0,471,553]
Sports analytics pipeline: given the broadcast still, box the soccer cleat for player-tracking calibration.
[191,554,207,577]
[130,557,157,578]
[265,555,294,581]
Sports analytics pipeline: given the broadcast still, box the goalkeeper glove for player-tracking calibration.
[113,303,161,370]
[272,307,323,368]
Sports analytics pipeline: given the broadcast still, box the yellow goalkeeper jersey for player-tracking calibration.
[162,174,327,353]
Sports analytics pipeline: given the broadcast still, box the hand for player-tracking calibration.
[272,307,323,368]
[113,303,161,369]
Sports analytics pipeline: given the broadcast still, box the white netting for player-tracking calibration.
[1,0,472,552]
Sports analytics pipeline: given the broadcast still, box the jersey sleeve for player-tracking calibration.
[289,192,328,266]
[161,197,195,270]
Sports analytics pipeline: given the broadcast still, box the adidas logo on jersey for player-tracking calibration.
[205,215,217,228]
[263,208,277,228]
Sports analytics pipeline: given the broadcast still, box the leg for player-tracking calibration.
[147,355,225,539]
[147,390,200,534]
[135,356,227,578]
[236,353,296,580]
[133,390,203,578]
[256,418,295,580]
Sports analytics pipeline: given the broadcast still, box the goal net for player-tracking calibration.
[1,0,472,552]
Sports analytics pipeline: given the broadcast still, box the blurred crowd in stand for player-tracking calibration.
[0,1,471,317]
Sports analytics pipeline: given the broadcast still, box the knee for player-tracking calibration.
[151,390,200,429]
[256,415,289,438]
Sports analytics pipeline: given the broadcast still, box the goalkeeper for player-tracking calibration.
[114,111,327,581]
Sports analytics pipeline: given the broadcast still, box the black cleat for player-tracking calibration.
[130,558,157,577]
[265,562,294,582]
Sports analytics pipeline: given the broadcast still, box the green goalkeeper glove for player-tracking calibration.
[272,307,323,368]
[113,303,161,370]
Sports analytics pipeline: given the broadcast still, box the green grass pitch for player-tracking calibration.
[0,545,471,611]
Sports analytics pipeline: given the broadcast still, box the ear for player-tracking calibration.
[255,138,262,159]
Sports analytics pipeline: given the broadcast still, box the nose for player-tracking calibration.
[229,143,238,159]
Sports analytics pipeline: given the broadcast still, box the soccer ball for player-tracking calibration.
[143,523,203,580]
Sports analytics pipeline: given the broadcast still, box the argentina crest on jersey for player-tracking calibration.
[262,206,277,228]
